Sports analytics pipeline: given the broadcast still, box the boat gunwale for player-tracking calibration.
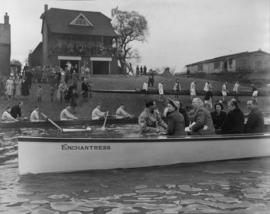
[17,133,270,143]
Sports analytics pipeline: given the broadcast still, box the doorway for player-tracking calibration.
[59,60,80,73]
[92,61,109,74]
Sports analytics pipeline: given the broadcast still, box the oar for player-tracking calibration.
[100,111,109,131]
[41,113,63,132]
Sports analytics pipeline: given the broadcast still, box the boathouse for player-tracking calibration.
[186,50,270,74]
[0,13,11,76]
[30,5,119,75]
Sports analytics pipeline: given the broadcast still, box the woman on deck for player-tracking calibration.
[211,102,227,133]
[166,99,185,136]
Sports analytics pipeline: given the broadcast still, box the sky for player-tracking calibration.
[1,0,270,72]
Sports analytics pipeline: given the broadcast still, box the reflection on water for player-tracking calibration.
[1,127,270,213]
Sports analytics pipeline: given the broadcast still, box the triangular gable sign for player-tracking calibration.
[70,13,94,27]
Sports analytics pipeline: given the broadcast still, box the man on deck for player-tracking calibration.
[244,100,264,133]
[60,105,78,121]
[138,100,167,133]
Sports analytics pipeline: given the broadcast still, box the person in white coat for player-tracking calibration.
[221,82,229,102]
[158,82,164,101]
[190,81,196,100]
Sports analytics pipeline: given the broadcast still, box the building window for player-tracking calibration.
[228,58,233,68]
[198,64,203,71]
[214,62,220,69]
[255,60,262,70]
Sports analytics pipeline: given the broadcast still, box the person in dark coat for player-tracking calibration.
[21,78,30,96]
[140,66,143,75]
[81,78,89,99]
[244,100,264,133]
[166,99,185,136]
[221,99,244,134]
[10,101,23,119]
[143,65,147,75]
[211,102,227,133]
[175,100,189,127]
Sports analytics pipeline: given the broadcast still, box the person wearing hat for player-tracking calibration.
[221,99,244,134]
[166,99,185,136]
[138,100,167,133]
[211,102,227,134]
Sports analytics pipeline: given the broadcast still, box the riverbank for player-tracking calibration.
[0,75,269,120]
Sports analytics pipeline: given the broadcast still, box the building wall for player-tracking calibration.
[248,52,270,72]
[187,52,270,74]
[0,22,11,76]
[29,43,42,66]
[187,65,198,74]
[44,33,118,74]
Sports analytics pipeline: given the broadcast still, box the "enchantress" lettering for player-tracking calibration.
[61,144,111,151]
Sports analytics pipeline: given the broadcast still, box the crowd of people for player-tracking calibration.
[1,95,265,138]
[0,65,265,137]
[138,97,264,137]
[141,79,260,109]
[0,64,92,106]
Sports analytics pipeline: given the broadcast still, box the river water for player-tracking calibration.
[1,126,270,214]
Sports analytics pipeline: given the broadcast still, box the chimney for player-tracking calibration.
[44,4,48,12]
[4,12,9,25]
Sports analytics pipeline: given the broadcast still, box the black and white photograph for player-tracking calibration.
[1,0,270,213]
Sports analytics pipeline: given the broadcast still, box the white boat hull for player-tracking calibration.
[18,134,270,175]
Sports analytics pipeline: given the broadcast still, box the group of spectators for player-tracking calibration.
[142,79,259,109]
[138,97,264,137]
[1,63,93,107]
[1,70,33,100]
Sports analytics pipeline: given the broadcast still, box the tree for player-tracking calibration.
[111,7,148,74]
[10,59,22,74]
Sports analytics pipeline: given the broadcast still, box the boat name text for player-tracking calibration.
[61,144,111,151]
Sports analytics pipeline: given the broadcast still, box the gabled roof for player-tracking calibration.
[41,8,117,37]
[186,50,270,67]
[31,42,42,55]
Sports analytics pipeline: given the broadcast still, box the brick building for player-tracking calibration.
[186,50,270,74]
[0,13,11,76]
[29,5,119,74]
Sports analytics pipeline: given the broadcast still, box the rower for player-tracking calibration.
[1,106,18,122]
[92,104,107,120]
[30,106,45,122]
[115,104,133,119]
[60,105,78,121]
